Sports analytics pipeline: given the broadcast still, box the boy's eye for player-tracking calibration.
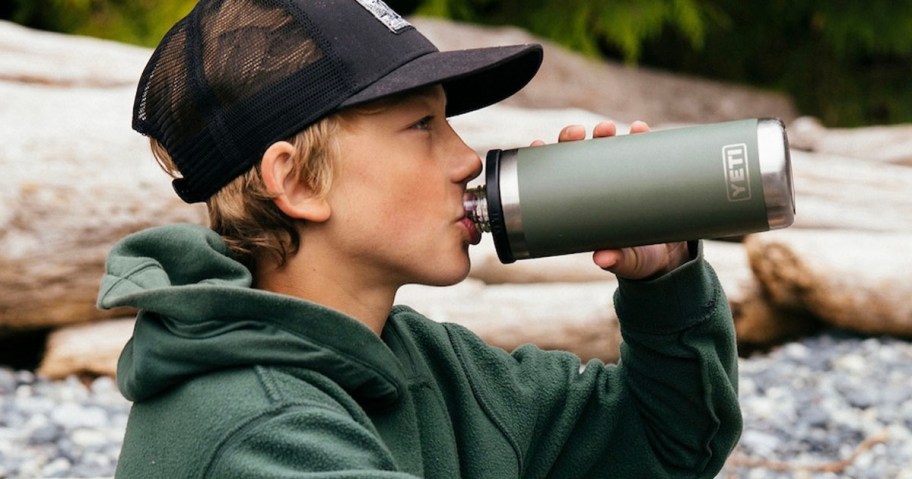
[413,116,433,131]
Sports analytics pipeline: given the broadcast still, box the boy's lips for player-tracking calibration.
[461,217,482,245]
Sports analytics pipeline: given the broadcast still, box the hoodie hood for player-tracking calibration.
[98,224,405,406]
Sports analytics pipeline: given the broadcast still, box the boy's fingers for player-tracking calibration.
[531,120,621,147]
[630,120,650,134]
[592,249,622,270]
[592,121,617,138]
[558,124,587,142]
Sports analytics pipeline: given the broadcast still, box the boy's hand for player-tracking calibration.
[533,120,691,281]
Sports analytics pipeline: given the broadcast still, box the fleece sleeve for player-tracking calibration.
[444,245,741,479]
[609,245,742,476]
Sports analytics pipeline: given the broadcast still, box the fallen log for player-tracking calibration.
[746,229,912,337]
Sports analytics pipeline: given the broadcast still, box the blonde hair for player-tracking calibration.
[150,114,341,269]
[149,88,423,269]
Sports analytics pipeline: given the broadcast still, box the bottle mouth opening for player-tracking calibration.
[463,186,491,233]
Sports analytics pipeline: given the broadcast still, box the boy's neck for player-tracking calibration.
[253,253,395,336]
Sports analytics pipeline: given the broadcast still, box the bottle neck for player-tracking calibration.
[463,186,491,233]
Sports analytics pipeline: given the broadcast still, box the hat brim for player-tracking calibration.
[340,43,543,117]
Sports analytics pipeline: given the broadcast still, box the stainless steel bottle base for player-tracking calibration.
[757,118,796,230]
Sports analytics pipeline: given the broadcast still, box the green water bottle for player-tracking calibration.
[464,118,795,263]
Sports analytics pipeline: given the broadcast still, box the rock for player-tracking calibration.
[746,229,912,337]
[37,318,134,379]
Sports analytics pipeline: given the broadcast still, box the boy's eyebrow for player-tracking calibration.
[363,85,446,115]
[406,85,447,110]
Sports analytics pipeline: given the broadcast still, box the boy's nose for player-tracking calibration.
[451,139,483,184]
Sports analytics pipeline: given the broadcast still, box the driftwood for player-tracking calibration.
[787,150,912,232]
[398,278,622,364]
[726,428,891,475]
[3,19,912,378]
[0,21,206,334]
[789,116,912,166]
[38,318,134,379]
[0,80,206,333]
[747,229,912,337]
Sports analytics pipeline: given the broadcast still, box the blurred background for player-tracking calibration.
[4,0,912,127]
[2,1,912,478]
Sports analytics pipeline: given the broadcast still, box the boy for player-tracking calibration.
[99,0,741,477]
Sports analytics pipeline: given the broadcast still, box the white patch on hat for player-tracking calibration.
[354,0,411,33]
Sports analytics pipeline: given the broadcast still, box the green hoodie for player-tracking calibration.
[99,224,740,478]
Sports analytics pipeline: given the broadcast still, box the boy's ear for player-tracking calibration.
[260,141,331,223]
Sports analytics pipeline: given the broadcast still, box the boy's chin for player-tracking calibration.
[420,261,472,287]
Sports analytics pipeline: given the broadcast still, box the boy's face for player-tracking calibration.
[322,85,483,288]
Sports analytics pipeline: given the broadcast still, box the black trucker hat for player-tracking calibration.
[132,0,543,203]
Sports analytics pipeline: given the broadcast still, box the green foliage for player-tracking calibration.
[3,0,912,126]
[409,0,912,126]
[7,0,195,46]
[636,0,912,126]
[414,0,718,62]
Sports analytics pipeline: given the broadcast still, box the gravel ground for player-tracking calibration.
[2,329,911,478]
[720,330,912,479]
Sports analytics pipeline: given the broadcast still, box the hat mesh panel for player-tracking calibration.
[133,0,340,202]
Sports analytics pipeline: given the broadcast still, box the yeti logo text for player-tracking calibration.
[723,144,751,202]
